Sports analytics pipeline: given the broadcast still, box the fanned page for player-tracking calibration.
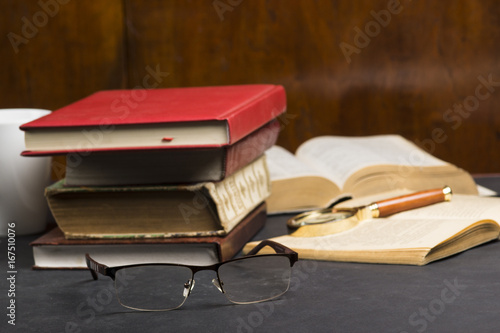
[295,135,447,190]
[265,146,344,214]
[265,146,326,181]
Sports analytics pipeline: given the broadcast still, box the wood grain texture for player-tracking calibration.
[1,0,499,173]
[123,0,500,173]
[0,0,126,110]
[376,187,448,217]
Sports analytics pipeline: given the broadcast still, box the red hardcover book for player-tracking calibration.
[30,203,267,269]
[21,84,286,155]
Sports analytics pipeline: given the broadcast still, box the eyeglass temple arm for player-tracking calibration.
[85,253,110,280]
[246,240,298,262]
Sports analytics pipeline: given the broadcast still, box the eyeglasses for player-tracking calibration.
[86,240,298,311]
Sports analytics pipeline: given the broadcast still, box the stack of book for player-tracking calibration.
[23,84,287,269]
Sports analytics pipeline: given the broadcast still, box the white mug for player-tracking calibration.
[0,109,52,236]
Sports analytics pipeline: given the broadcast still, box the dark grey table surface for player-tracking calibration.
[2,175,500,333]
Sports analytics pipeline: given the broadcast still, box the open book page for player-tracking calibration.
[249,194,500,253]
[271,218,491,252]
[390,194,500,221]
[265,146,347,214]
[265,146,326,181]
[336,192,500,218]
[295,135,447,189]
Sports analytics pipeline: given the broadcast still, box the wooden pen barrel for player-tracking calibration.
[374,186,452,218]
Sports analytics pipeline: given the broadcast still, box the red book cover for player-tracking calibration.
[21,84,286,155]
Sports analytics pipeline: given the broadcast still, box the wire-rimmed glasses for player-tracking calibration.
[86,240,298,311]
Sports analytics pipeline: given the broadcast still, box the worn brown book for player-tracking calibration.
[31,203,267,269]
[45,155,270,239]
[265,135,478,214]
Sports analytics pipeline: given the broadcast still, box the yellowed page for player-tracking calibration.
[247,195,500,255]
[265,145,326,181]
[295,135,447,189]
[391,194,500,220]
[26,121,229,151]
[270,218,482,252]
[338,193,500,220]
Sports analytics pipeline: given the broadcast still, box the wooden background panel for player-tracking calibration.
[124,0,500,173]
[0,0,499,174]
[334,0,500,173]
[0,0,126,110]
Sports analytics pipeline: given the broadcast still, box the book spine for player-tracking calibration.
[205,156,271,231]
[225,85,286,144]
[224,119,280,177]
[218,203,267,261]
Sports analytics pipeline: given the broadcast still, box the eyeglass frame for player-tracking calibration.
[85,239,299,311]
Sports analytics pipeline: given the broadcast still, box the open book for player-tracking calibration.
[265,135,478,214]
[245,193,500,265]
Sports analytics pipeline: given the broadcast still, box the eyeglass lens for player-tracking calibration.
[115,265,193,311]
[217,255,292,304]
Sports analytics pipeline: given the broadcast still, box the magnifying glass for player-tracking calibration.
[287,186,452,237]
